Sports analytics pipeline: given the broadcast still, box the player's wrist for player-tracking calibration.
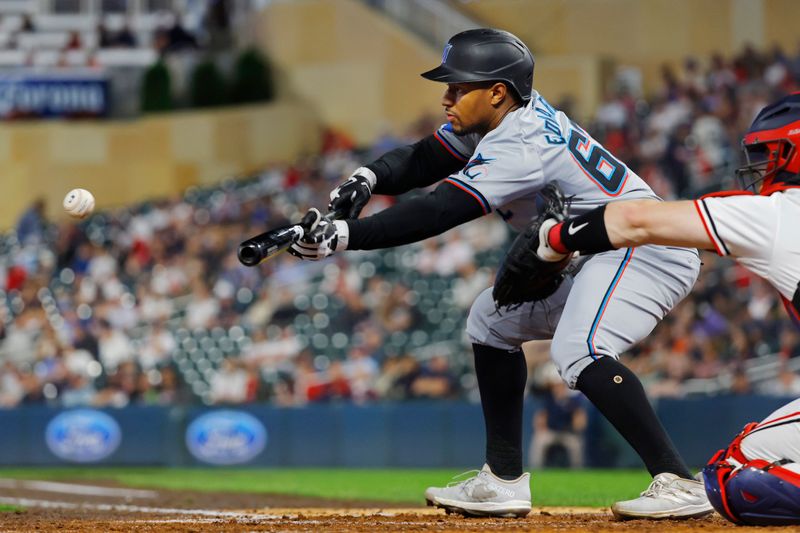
[333,220,349,250]
[354,167,377,191]
[537,219,569,261]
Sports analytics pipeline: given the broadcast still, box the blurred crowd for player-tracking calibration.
[0,0,232,66]
[584,43,800,200]
[1,44,800,410]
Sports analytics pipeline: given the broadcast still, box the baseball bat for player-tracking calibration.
[237,211,339,267]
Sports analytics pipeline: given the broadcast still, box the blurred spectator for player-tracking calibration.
[205,0,233,50]
[529,366,587,469]
[21,15,34,32]
[97,320,134,371]
[64,31,81,51]
[760,365,800,397]
[374,354,420,400]
[60,371,96,407]
[156,366,189,405]
[409,355,460,399]
[110,21,137,48]
[209,358,250,404]
[16,198,46,245]
[730,367,753,395]
[0,362,25,407]
[97,22,114,48]
[344,346,379,402]
[155,15,198,54]
[186,281,219,329]
[139,322,176,370]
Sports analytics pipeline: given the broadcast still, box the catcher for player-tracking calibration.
[704,398,800,526]
[524,90,800,525]
[290,28,709,519]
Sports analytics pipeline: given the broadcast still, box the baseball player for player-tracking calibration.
[704,398,800,525]
[289,28,710,519]
[536,92,800,329]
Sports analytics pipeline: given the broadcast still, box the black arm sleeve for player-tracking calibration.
[366,134,466,195]
[346,181,488,250]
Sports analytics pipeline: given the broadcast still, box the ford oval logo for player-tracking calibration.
[185,410,267,465]
[45,409,121,463]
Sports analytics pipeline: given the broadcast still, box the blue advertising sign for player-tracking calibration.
[45,409,122,462]
[185,410,267,465]
[0,72,109,118]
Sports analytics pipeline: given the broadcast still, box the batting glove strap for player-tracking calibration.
[352,167,377,190]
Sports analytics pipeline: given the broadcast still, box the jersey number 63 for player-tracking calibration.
[567,129,629,196]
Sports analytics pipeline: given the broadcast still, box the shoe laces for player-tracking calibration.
[640,477,669,498]
[640,475,696,499]
[445,469,481,489]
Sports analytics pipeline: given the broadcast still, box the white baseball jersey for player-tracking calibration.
[739,398,800,475]
[435,90,659,231]
[695,189,800,325]
[441,90,701,387]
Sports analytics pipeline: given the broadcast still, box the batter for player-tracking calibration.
[288,28,710,520]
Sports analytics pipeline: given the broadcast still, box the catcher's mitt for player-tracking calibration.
[493,184,572,309]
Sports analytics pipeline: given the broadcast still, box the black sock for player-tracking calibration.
[576,357,693,479]
[473,343,527,480]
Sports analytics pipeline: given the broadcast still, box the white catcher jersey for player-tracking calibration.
[695,189,800,324]
[435,90,659,231]
[740,398,800,474]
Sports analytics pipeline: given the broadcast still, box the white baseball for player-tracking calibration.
[63,188,95,219]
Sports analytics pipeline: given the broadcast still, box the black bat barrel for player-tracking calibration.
[237,225,303,266]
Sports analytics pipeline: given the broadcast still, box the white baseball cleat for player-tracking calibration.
[425,464,531,518]
[611,472,714,520]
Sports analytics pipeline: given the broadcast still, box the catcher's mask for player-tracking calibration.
[736,92,800,194]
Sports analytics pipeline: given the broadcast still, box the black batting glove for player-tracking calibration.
[328,167,377,219]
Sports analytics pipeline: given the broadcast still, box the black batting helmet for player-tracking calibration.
[421,28,534,103]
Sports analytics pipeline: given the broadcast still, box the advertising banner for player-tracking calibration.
[0,72,109,118]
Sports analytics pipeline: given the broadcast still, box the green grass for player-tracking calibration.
[0,504,24,512]
[0,468,653,507]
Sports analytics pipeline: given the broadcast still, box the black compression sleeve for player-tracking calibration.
[366,134,466,195]
[346,181,486,250]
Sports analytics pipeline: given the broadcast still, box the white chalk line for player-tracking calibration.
[0,479,157,499]
[0,496,273,521]
[0,497,432,526]
[0,497,430,527]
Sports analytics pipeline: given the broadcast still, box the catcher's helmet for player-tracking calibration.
[737,92,800,194]
[421,28,534,103]
[703,459,800,526]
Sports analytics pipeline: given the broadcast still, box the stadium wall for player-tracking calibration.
[253,0,445,145]
[0,102,322,230]
[459,0,800,95]
[253,0,605,136]
[0,396,787,468]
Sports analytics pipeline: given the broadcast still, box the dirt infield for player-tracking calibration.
[0,479,780,532]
